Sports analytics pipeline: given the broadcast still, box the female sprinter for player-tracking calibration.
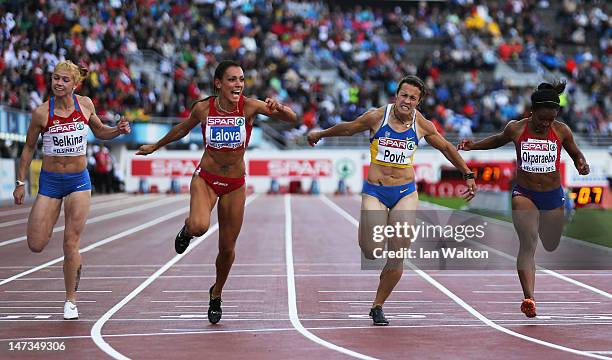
[458,81,589,318]
[308,76,476,325]
[136,60,298,324]
[13,60,131,319]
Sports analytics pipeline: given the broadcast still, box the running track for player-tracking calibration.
[0,193,610,359]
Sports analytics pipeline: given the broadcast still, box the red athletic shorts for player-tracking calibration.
[196,167,245,196]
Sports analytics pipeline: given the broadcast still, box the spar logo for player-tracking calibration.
[48,123,77,134]
[522,140,557,152]
[207,117,245,126]
[249,159,333,177]
[379,137,407,149]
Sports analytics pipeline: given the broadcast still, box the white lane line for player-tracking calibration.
[162,289,265,293]
[473,291,579,294]
[90,194,258,360]
[321,194,612,360]
[4,290,111,293]
[0,195,153,228]
[0,196,186,247]
[284,195,377,360]
[317,290,421,293]
[488,301,601,304]
[0,206,189,286]
[0,194,130,217]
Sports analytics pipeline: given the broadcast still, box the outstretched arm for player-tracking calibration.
[420,116,476,201]
[248,97,299,125]
[559,122,589,175]
[458,121,515,151]
[84,97,131,140]
[307,108,380,146]
[136,102,204,155]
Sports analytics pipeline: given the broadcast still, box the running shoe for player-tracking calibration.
[174,225,193,254]
[521,298,537,318]
[208,285,222,324]
[369,305,389,326]
[63,300,79,320]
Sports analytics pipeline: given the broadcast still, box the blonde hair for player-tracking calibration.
[53,60,88,85]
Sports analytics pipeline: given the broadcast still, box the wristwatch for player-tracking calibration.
[15,180,25,187]
[463,172,475,180]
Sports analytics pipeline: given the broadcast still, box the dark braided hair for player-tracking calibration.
[531,81,566,110]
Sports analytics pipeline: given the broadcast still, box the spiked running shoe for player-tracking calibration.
[174,225,193,254]
[369,305,389,326]
[521,298,537,318]
[63,301,79,320]
[208,285,222,324]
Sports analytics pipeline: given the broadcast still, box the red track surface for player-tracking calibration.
[0,194,610,359]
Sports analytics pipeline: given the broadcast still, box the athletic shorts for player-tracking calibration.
[511,184,565,210]
[38,169,92,199]
[196,167,245,196]
[362,180,417,209]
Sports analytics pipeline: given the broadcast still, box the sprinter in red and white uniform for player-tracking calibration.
[13,60,131,320]
[458,81,589,318]
[137,60,298,324]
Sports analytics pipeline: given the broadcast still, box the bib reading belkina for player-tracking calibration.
[42,95,89,156]
[203,95,251,151]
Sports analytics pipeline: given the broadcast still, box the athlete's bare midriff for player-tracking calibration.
[42,155,87,173]
[199,150,246,178]
[367,163,415,186]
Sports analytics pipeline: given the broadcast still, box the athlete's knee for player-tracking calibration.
[360,243,382,260]
[187,220,209,237]
[541,237,561,252]
[27,240,45,253]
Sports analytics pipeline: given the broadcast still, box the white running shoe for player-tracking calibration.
[63,301,79,320]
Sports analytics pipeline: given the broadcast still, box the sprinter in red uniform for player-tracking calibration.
[458,81,589,318]
[137,60,298,324]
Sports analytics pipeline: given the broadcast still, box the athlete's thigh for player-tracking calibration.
[63,190,92,238]
[27,194,63,245]
[189,174,218,228]
[359,194,389,253]
[388,192,418,247]
[538,206,564,251]
[217,185,246,247]
[511,195,539,241]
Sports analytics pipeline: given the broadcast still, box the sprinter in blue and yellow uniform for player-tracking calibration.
[308,76,476,325]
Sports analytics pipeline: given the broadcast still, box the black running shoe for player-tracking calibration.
[369,305,389,326]
[174,225,193,254]
[208,285,222,324]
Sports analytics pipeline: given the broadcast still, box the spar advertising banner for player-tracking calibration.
[124,148,610,194]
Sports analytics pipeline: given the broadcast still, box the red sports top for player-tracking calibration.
[202,95,252,152]
[514,119,561,173]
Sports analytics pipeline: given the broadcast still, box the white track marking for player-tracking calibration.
[0,206,189,286]
[0,195,153,228]
[321,195,612,360]
[0,196,186,247]
[90,194,258,360]
[284,195,377,360]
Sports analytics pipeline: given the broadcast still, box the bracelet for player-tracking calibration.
[15,180,25,186]
[463,172,475,180]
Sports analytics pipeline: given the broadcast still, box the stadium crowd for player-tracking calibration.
[1,0,610,143]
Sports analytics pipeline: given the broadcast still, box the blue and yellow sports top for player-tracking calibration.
[369,104,422,168]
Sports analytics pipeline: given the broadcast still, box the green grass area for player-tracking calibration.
[419,195,612,248]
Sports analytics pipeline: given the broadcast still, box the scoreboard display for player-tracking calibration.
[568,186,607,208]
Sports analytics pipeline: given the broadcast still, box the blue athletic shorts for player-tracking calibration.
[511,184,565,210]
[362,181,417,209]
[38,169,92,199]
